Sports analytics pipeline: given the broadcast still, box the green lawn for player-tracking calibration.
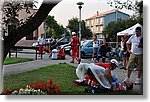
[4,57,33,65]
[3,63,138,95]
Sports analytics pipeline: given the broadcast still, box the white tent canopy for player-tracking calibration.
[117,23,142,36]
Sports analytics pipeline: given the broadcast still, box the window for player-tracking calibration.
[100,17,103,24]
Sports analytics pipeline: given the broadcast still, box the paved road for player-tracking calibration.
[3,52,143,94]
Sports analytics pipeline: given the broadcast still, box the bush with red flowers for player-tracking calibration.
[2,80,61,95]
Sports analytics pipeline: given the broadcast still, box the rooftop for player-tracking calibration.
[85,9,129,20]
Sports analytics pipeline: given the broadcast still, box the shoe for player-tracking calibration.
[133,68,137,71]
[120,66,127,70]
[135,78,142,84]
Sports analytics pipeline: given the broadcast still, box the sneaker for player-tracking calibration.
[135,78,142,84]
[120,66,127,70]
[133,68,137,71]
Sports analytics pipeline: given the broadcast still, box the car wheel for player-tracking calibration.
[81,52,85,58]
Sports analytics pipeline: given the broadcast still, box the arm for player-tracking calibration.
[126,43,131,54]
[105,68,114,83]
[126,37,132,54]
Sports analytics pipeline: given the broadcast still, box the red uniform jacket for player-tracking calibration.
[58,49,66,57]
[71,36,79,47]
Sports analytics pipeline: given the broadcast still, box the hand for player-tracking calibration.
[124,52,127,54]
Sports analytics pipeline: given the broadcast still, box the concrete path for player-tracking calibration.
[3,52,143,94]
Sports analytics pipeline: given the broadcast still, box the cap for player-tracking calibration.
[72,32,76,36]
[110,59,119,67]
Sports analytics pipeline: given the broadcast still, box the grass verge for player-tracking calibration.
[3,63,140,95]
[4,57,33,65]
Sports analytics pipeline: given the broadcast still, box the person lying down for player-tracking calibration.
[74,61,133,93]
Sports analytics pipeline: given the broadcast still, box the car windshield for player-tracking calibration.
[58,37,70,42]
[82,40,93,47]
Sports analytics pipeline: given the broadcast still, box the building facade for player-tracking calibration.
[85,9,130,38]
[18,8,45,40]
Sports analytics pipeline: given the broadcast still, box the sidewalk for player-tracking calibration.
[3,53,143,94]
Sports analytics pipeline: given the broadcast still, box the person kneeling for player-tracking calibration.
[57,46,66,60]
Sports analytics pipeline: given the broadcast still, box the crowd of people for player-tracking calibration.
[37,34,66,60]
[74,26,143,93]
[37,26,143,93]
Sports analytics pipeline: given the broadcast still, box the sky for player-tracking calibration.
[37,0,135,27]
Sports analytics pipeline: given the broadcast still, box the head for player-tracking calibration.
[72,32,76,36]
[110,59,119,70]
[124,33,128,39]
[41,34,44,38]
[105,34,109,38]
[93,34,97,40]
[124,81,133,90]
[135,27,142,37]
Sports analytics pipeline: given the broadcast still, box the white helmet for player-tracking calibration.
[72,32,76,36]
[110,59,119,67]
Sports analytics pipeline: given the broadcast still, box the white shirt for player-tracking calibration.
[51,49,58,59]
[37,36,44,45]
[127,35,143,55]
[93,41,99,48]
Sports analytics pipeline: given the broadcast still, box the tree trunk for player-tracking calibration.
[3,0,61,61]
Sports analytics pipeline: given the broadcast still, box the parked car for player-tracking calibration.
[45,38,51,44]
[54,36,71,47]
[60,42,71,54]
[80,39,103,58]
[32,42,38,47]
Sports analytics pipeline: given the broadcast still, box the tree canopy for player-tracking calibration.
[66,17,92,39]
[44,15,65,39]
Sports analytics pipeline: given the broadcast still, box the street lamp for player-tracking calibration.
[77,2,84,63]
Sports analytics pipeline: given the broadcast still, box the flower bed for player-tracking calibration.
[2,80,61,95]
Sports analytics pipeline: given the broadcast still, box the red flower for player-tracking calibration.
[29,84,33,88]
[47,88,51,93]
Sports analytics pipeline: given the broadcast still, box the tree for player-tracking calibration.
[107,0,143,18]
[45,15,65,38]
[2,0,61,60]
[66,17,92,39]
[102,18,141,41]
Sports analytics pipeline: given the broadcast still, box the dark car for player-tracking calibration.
[54,36,71,47]
[60,42,71,54]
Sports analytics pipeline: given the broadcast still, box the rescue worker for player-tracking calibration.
[37,34,45,59]
[70,32,80,63]
[57,46,66,60]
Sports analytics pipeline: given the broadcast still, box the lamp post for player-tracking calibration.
[77,2,84,63]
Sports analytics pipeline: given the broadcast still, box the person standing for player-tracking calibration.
[70,32,80,63]
[121,34,130,70]
[119,37,125,62]
[124,27,143,84]
[37,34,45,59]
[98,38,107,62]
[105,34,112,53]
[92,34,99,62]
